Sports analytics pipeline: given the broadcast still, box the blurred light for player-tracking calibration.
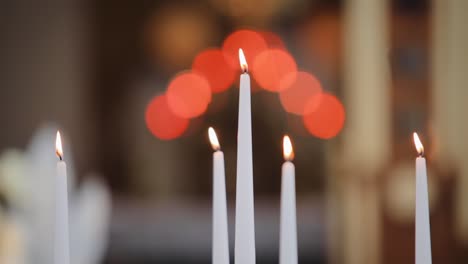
[261,31,286,50]
[303,93,345,139]
[413,132,424,156]
[144,6,219,70]
[283,135,294,161]
[192,49,236,93]
[222,30,268,69]
[252,49,297,92]
[208,127,221,151]
[145,95,189,140]
[279,71,323,115]
[55,131,63,160]
[167,71,212,118]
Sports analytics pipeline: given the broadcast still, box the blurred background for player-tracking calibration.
[0,0,467,263]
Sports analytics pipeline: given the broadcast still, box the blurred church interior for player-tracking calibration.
[0,0,467,263]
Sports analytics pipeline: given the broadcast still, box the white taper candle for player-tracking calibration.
[280,135,298,264]
[55,131,70,264]
[209,127,230,264]
[235,49,256,264]
[413,132,432,264]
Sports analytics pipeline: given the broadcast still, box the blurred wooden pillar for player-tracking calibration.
[338,0,390,263]
[432,0,468,244]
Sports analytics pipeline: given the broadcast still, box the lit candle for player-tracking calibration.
[235,49,256,264]
[208,127,230,264]
[55,131,70,264]
[280,135,298,264]
[413,132,432,264]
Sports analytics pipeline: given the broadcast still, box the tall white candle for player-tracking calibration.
[413,132,432,264]
[55,131,70,264]
[235,49,256,264]
[209,127,230,264]
[280,135,298,264]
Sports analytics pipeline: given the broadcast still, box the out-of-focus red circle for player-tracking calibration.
[222,29,268,69]
[303,93,345,139]
[167,71,212,118]
[252,49,297,92]
[279,71,323,115]
[261,31,286,50]
[145,95,189,140]
[192,49,236,93]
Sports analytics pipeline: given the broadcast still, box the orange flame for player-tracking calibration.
[239,48,248,73]
[208,127,220,151]
[283,135,294,161]
[56,131,63,160]
[413,132,424,156]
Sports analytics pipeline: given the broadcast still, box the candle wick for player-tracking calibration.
[56,151,63,161]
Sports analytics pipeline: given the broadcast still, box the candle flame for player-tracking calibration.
[56,131,63,160]
[239,48,248,73]
[208,127,221,151]
[283,135,294,161]
[413,132,424,156]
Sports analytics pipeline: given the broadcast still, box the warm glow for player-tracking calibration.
[192,49,236,93]
[283,135,294,161]
[166,71,212,118]
[56,131,63,160]
[239,48,248,72]
[303,93,345,139]
[208,127,220,151]
[413,132,424,156]
[222,30,267,70]
[252,49,297,92]
[279,71,322,115]
[145,94,189,140]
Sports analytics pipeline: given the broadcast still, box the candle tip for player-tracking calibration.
[413,132,424,157]
[208,127,221,151]
[238,48,248,73]
[56,130,63,160]
[283,135,294,161]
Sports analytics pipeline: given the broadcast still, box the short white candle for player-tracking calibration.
[280,135,298,264]
[209,127,230,264]
[413,132,432,264]
[234,49,256,264]
[55,131,70,264]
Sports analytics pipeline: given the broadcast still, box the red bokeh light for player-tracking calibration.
[303,93,345,139]
[252,49,297,92]
[279,71,323,115]
[166,71,212,118]
[261,31,286,50]
[222,29,268,69]
[145,95,189,140]
[192,49,236,93]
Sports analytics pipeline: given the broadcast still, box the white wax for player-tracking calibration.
[213,150,230,264]
[55,161,70,264]
[415,157,432,264]
[235,72,256,264]
[280,161,298,264]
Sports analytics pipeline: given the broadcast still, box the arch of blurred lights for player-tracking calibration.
[145,29,346,141]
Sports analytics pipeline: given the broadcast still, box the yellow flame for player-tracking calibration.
[283,135,294,161]
[208,127,220,151]
[56,131,63,159]
[238,48,248,72]
[413,132,424,156]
